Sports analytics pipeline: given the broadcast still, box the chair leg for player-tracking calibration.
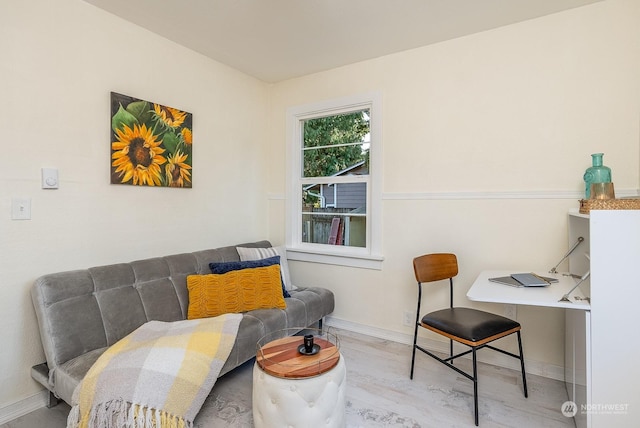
[472,347,479,426]
[410,320,419,379]
[411,284,423,380]
[517,331,528,398]
[450,338,454,366]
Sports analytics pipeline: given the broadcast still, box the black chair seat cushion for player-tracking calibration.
[421,307,520,343]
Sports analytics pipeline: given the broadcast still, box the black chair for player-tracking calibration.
[409,253,528,426]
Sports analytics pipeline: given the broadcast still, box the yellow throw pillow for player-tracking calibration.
[187,264,286,320]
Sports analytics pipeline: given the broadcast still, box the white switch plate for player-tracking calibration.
[41,168,59,189]
[11,198,31,220]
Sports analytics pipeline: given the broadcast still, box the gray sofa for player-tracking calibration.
[30,240,335,408]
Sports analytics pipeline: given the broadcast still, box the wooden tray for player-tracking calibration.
[256,336,340,378]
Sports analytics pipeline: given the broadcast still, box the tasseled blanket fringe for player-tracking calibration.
[67,400,192,428]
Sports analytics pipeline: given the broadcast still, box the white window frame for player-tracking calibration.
[285,92,383,270]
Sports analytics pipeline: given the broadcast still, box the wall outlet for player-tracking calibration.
[403,310,414,327]
[504,304,517,320]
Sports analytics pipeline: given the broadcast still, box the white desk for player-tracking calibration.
[467,270,590,310]
[468,270,591,428]
[467,211,640,428]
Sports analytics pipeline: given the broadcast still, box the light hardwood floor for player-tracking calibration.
[2,328,574,428]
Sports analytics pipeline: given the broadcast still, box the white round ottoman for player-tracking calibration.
[252,352,347,428]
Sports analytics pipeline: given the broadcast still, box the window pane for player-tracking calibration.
[302,185,367,248]
[302,110,370,178]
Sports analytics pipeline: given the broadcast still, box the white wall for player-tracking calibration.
[267,0,640,377]
[0,0,268,411]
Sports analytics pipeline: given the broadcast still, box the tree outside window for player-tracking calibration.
[301,110,370,248]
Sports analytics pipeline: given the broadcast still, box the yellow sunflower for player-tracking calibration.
[153,104,187,128]
[181,127,192,145]
[165,150,192,188]
[112,123,166,186]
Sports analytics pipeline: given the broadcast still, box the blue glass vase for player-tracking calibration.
[583,153,611,198]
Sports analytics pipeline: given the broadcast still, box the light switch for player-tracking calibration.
[12,198,31,220]
[42,168,59,189]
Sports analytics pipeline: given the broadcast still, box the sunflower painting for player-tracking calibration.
[110,92,192,188]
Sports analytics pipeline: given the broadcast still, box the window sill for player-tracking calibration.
[286,248,384,270]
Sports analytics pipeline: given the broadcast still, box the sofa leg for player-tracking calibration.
[318,318,323,331]
[47,391,60,408]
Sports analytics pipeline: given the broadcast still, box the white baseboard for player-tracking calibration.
[324,316,565,382]
[0,390,48,425]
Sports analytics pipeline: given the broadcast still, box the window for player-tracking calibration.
[286,93,383,269]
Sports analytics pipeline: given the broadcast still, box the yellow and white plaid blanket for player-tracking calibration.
[67,314,242,428]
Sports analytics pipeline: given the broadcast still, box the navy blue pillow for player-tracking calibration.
[209,256,291,298]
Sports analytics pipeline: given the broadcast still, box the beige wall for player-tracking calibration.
[0,0,268,409]
[267,0,640,376]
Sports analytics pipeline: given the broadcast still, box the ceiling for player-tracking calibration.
[82,0,601,83]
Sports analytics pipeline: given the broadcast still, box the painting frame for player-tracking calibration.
[110,92,192,188]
